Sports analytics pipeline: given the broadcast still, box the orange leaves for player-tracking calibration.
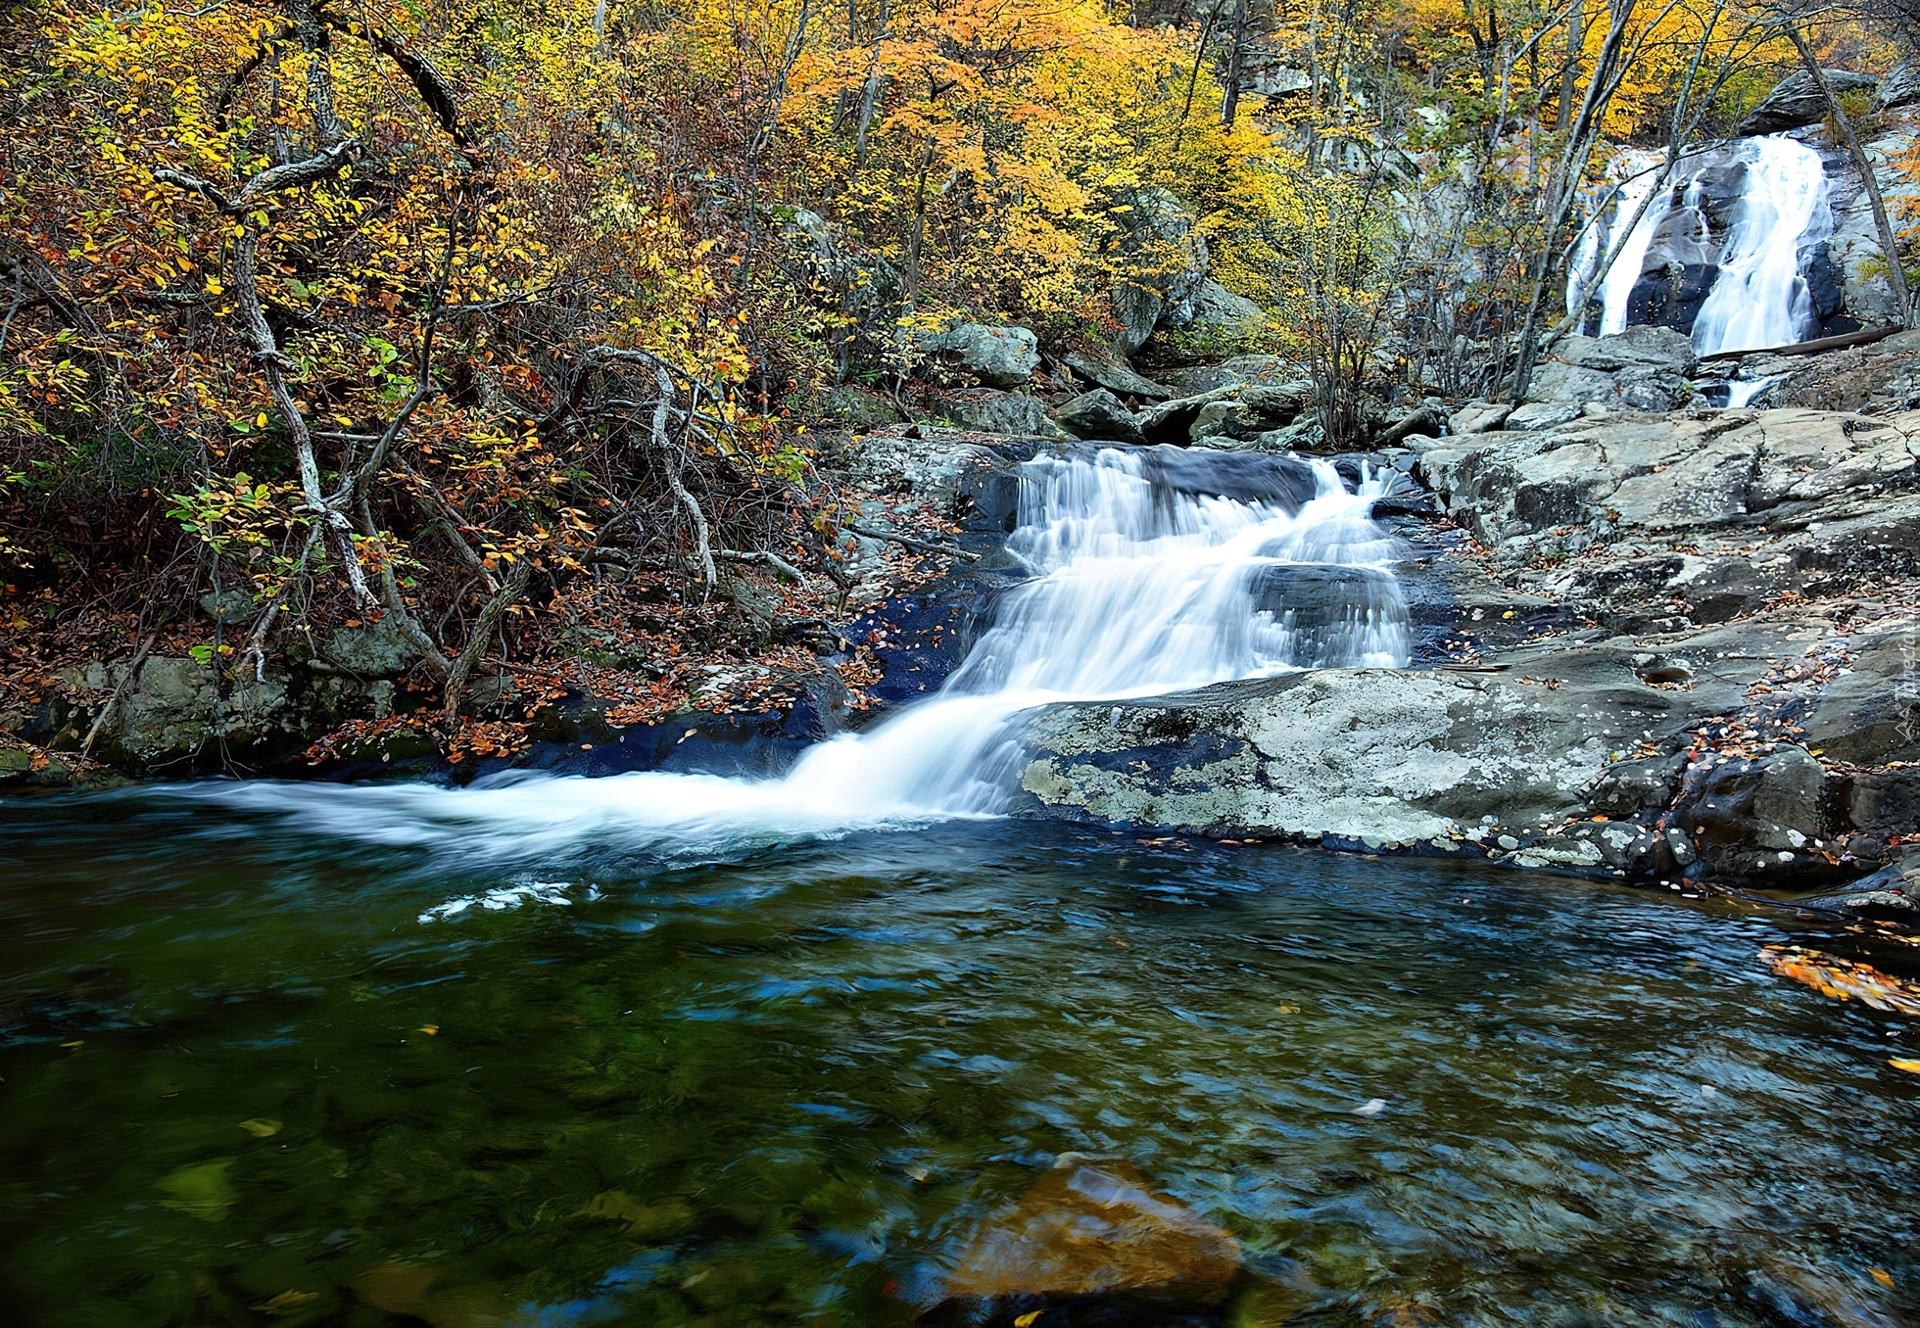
[1761,946,1920,1017]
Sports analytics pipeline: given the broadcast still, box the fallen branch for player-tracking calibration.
[720,548,807,582]
[442,559,532,725]
[845,522,979,562]
[1696,325,1902,363]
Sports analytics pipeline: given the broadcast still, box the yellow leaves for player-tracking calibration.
[238,1117,283,1137]
[1892,1059,1920,1074]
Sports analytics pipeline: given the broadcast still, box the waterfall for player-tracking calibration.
[187,451,1409,859]
[1691,136,1831,355]
[1574,136,1832,356]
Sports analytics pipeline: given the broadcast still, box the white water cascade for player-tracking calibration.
[191,451,1409,861]
[1568,135,1833,357]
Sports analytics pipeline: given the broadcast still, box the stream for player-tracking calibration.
[3,446,1919,1325]
[1,809,1916,1325]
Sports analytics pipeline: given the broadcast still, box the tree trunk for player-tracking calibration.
[1221,0,1249,127]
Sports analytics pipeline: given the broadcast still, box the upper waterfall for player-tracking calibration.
[1568,135,1835,356]
[185,450,1411,859]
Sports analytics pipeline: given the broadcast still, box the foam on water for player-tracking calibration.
[184,451,1409,861]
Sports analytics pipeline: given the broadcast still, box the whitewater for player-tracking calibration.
[180,448,1409,862]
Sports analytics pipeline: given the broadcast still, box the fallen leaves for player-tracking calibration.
[1761,946,1920,1016]
[238,1117,282,1138]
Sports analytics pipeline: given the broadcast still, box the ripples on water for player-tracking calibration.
[1,803,1915,1326]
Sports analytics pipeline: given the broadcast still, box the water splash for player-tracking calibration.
[182,451,1408,862]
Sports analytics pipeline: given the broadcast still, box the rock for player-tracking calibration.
[1585,753,1685,816]
[808,384,900,432]
[916,324,1041,387]
[198,589,255,625]
[1737,69,1879,136]
[1831,128,1920,326]
[1011,647,1707,853]
[1052,388,1145,443]
[935,388,1063,438]
[1137,383,1249,445]
[1879,63,1920,110]
[1803,625,1920,765]
[1252,415,1327,453]
[1108,187,1209,356]
[323,616,423,676]
[1565,325,1699,374]
[1527,327,1697,411]
[1677,746,1837,881]
[931,1155,1242,1313]
[1060,348,1173,401]
[1165,278,1265,357]
[1160,355,1300,395]
[1504,402,1582,432]
[113,657,222,759]
[1449,401,1511,435]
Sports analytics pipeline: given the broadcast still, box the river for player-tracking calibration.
[3,446,1916,1325]
[2,802,1917,1324]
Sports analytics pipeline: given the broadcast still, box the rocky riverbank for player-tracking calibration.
[1006,388,1920,898]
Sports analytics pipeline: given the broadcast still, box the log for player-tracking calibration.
[1697,326,1902,363]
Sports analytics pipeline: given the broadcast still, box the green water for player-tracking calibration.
[0,795,1915,1326]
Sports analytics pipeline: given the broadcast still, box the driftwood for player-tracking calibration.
[845,522,980,562]
[1696,325,1902,363]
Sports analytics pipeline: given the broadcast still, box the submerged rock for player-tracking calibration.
[924,1155,1242,1321]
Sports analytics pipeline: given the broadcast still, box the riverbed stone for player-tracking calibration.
[1449,401,1511,435]
[1061,348,1173,401]
[935,388,1064,438]
[933,1155,1242,1311]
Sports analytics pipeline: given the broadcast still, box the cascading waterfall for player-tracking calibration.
[189,451,1408,861]
[1690,135,1832,355]
[1570,135,1833,359]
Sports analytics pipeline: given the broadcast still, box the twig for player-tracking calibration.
[79,631,160,758]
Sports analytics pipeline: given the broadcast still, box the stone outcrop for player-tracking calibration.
[1737,69,1879,136]
[934,388,1063,438]
[1109,187,1210,356]
[1000,396,1920,888]
[1524,325,1697,413]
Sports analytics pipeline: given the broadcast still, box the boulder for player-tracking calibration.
[1879,63,1920,111]
[1108,188,1209,356]
[808,384,900,432]
[1737,69,1879,136]
[1052,389,1145,444]
[1830,128,1920,326]
[1167,278,1265,355]
[1504,402,1583,432]
[1137,383,1249,445]
[1449,401,1511,435]
[1011,648,1706,853]
[323,616,424,676]
[935,389,1063,438]
[1060,348,1173,402]
[932,1155,1242,1312]
[916,324,1040,387]
[1677,746,1839,881]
